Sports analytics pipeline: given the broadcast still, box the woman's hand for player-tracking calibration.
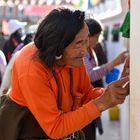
[107,51,128,71]
[93,76,129,112]
[113,51,128,66]
[121,56,129,78]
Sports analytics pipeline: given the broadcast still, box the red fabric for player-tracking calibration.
[128,0,130,8]
[2,20,10,35]
[24,5,56,16]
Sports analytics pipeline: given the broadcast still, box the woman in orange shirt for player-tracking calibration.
[0,8,129,140]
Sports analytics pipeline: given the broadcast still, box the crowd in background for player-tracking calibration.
[0,19,37,94]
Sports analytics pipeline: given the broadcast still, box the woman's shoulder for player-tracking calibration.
[13,42,53,80]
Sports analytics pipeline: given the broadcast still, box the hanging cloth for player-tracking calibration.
[120,10,130,38]
[120,0,130,38]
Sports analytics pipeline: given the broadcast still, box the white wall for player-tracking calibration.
[101,0,130,140]
[130,0,140,139]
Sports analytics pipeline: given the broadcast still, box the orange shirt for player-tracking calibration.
[9,42,104,139]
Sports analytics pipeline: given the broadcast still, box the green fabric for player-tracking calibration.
[103,30,107,36]
[120,11,130,38]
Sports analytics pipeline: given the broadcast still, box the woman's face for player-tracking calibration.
[58,23,89,67]
[89,33,100,49]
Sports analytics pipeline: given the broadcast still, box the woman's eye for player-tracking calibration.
[76,42,82,48]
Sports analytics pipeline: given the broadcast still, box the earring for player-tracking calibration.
[55,55,62,60]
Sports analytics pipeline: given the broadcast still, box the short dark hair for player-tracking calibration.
[85,19,102,36]
[34,8,85,68]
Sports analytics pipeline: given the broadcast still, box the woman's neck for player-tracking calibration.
[55,59,66,70]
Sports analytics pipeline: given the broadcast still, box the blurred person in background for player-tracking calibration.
[0,8,129,140]
[0,50,7,86]
[84,19,127,84]
[0,25,37,95]
[13,24,37,54]
[2,19,27,63]
[83,18,127,140]
[0,31,7,50]
[91,40,108,87]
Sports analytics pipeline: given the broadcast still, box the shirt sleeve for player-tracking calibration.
[17,73,101,139]
[84,52,109,82]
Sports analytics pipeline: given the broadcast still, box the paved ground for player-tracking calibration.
[97,110,120,140]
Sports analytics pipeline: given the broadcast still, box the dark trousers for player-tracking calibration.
[82,117,103,140]
[82,121,96,140]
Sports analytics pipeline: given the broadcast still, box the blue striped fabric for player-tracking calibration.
[83,51,109,82]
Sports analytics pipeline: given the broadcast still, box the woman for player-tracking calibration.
[3,19,27,63]
[0,8,129,140]
[84,19,127,83]
[83,18,127,140]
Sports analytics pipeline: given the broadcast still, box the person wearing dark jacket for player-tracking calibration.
[3,19,27,63]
